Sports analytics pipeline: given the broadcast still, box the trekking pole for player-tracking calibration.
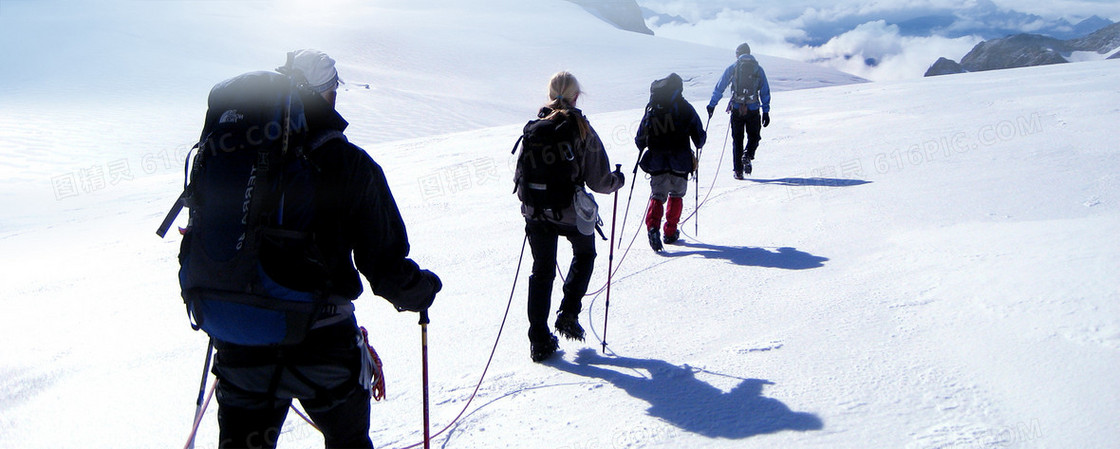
[694,148,701,236]
[185,338,214,449]
[419,310,431,449]
[603,164,622,353]
[616,149,645,250]
[696,114,713,236]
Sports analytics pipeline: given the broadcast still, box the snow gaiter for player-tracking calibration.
[644,198,664,230]
[664,197,683,236]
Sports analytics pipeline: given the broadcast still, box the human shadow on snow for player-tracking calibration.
[745,177,871,188]
[665,242,828,270]
[547,349,823,439]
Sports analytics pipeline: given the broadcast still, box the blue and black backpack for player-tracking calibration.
[157,70,349,346]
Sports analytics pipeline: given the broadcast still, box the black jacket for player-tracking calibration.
[635,98,706,177]
[301,91,439,312]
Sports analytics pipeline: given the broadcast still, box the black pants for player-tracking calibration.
[213,319,373,449]
[730,107,762,174]
[525,220,597,343]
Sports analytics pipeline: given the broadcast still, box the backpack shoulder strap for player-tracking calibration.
[511,120,534,155]
[155,190,188,238]
[155,145,199,238]
[308,129,347,152]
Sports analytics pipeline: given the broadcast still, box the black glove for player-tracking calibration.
[614,171,625,186]
[392,269,442,312]
[762,112,770,128]
[706,105,715,118]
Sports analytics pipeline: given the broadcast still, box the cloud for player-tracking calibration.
[644,8,982,81]
[639,0,1120,24]
[988,0,1120,22]
[638,0,1120,80]
[648,8,808,51]
[793,21,983,81]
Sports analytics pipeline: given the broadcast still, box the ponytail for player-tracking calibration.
[544,71,591,140]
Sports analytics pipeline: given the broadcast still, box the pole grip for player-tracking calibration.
[419,310,430,325]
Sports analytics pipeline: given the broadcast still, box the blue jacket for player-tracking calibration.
[708,54,771,113]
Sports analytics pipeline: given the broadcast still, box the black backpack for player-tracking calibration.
[642,73,685,148]
[157,70,346,346]
[511,111,582,219]
[732,57,761,104]
[648,72,683,109]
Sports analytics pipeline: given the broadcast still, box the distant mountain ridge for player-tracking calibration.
[566,0,652,35]
[925,22,1120,76]
[1070,22,1120,55]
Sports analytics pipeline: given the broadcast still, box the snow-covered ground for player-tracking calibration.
[1067,49,1120,62]
[1,1,1118,448]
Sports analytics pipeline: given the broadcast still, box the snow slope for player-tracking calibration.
[0,0,862,234]
[2,1,1118,448]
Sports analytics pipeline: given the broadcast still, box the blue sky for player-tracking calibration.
[636,0,1120,80]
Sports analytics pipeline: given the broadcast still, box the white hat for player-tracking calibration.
[280,49,340,93]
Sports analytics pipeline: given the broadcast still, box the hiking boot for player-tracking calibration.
[663,229,680,245]
[530,334,559,362]
[733,171,744,180]
[744,160,753,175]
[555,311,585,341]
[647,227,664,252]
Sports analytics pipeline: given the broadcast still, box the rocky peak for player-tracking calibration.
[1068,22,1120,54]
[924,57,966,77]
[959,34,1070,72]
[926,20,1120,77]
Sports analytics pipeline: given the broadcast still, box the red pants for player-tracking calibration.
[645,197,683,235]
